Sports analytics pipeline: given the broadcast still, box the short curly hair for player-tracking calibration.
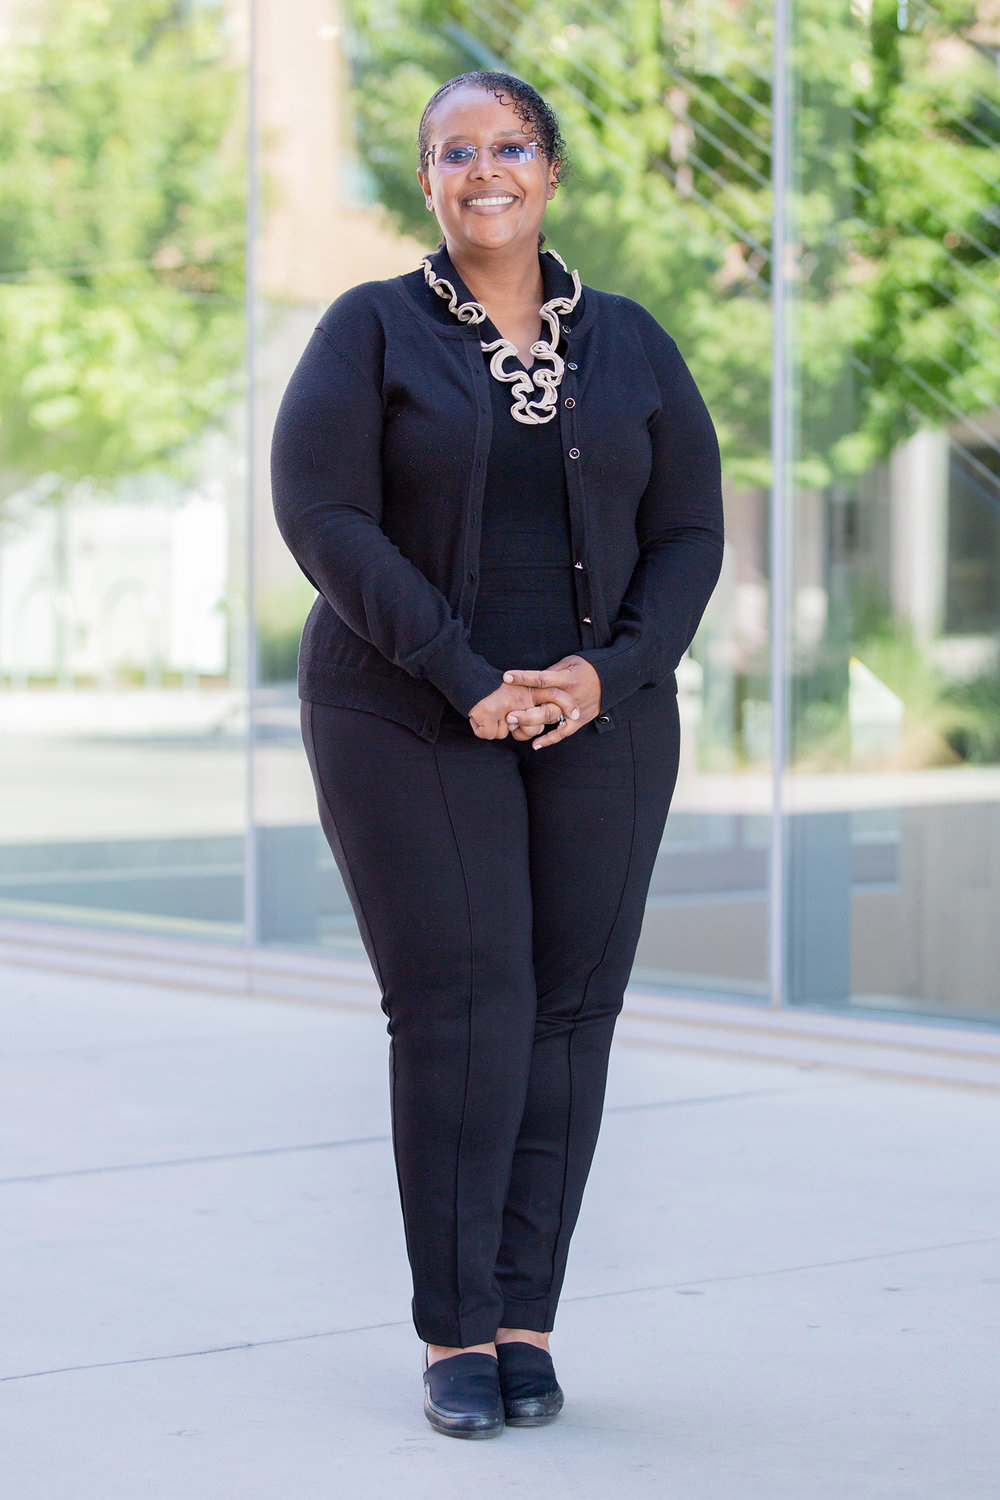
[417,70,568,186]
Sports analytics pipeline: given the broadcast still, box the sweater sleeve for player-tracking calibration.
[575,313,724,713]
[270,317,504,717]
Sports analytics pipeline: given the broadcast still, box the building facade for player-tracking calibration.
[1,0,998,1029]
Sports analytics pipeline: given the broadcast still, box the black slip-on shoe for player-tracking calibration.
[422,1350,504,1439]
[496,1341,565,1426]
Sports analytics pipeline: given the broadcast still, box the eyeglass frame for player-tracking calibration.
[424,139,541,170]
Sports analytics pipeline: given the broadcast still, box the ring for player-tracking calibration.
[555,713,566,729]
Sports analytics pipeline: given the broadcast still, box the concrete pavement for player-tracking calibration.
[1,960,998,1498]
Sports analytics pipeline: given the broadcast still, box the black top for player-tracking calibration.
[468,355,581,674]
[270,245,724,742]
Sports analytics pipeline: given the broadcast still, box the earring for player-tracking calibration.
[426,199,434,211]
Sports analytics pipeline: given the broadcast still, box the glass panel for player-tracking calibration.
[251,0,424,951]
[0,0,249,939]
[254,0,774,996]
[787,0,1000,1023]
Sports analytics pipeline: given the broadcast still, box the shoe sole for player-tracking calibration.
[425,1413,505,1439]
[424,1397,505,1440]
[504,1394,565,1427]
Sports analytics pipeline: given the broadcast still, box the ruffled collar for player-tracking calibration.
[419,246,583,426]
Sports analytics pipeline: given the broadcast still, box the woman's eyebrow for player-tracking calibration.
[437,132,528,143]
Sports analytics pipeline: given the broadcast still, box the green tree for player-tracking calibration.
[0,0,245,504]
[841,0,1000,473]
[342,0,1000,488]
[346,0,775,484]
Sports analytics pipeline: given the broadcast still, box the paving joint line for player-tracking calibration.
[0,1089,810,1186]
[0,1135,392,1186]
[0,1319,411,1384]
[5,1234,997,1386]
[603,1084,829,1113]
[561,1232,1000,1305]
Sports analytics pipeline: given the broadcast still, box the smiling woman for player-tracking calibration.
[270,68,724,1440]
[416,82,562,365]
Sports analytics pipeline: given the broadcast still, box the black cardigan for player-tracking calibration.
[270,247,724,740]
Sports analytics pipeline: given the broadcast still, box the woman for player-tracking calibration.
[271,70,723,1439]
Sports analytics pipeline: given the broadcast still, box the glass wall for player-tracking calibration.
[252,0,776,1000]
[0,0,249,938]
[1,0,997,1027]
[784,0,1000,1023]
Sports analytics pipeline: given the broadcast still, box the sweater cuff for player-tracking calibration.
[576,636,668,713]
[422,640,505,718]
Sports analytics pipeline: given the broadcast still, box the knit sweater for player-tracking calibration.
[467,341,580,675]
[270,246,724,740]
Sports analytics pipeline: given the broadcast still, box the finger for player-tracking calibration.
[502,668,573,688]
[531,703,587,748]
[506,698,576,728]
[531,713,582,749]
[528,688,580,717]
[506,689,578,725]
[510,720,544,740]
[507,691,579,727]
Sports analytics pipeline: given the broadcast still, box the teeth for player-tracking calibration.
[466,196,514,206]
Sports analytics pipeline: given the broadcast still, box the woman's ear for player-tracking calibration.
[417,167,433,210]
[547,158,561,198]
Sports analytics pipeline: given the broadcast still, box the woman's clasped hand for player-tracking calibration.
[467,655,603,747]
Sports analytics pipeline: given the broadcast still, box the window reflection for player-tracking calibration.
[787,0,1000,1021]
[2,0,998,1027]
[0,0,248,937]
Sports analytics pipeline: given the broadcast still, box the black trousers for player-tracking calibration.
[301,691,680,1347]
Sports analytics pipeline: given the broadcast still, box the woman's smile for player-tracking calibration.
[417,85,558,256]
[463,192,517,211]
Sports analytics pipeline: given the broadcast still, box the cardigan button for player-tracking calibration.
[567,361,578,371]
[568,447,580,459]
[582,616,592,624]
[574,561,584,570]
[564,397,576,408]
[597,714,610,724]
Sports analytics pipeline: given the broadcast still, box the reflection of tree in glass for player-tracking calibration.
[342,0,1000,487]
[790,620,1000,769]
[0,0,245,509]
[839,0,1000,479]
[346,0,771,486]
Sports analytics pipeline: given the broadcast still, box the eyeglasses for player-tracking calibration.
[426,140,539,170]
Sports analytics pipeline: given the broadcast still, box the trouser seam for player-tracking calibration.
[431,738,480,1346]
[542,718,640,1312]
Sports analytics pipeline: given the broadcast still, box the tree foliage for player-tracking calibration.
[0,0,245,499]
[342,0,1000,488]
[843,0,1000,473]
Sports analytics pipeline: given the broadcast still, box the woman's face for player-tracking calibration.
[417,86,559,259]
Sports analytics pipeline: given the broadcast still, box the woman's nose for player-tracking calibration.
[469,148,502,177]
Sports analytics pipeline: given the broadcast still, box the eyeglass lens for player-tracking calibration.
[430,141,537,169]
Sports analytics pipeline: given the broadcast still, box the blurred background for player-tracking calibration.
[0,0,998,1026]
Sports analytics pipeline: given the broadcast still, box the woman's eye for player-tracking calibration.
[497,144,525,159]
[442,147,473,164]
